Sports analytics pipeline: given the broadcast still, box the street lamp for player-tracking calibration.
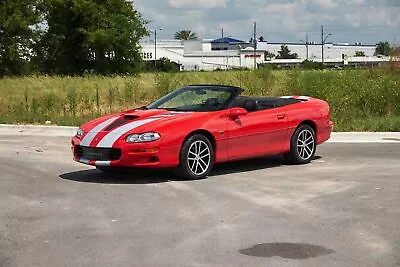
[321,25,332,64]
[154,28,162,69]
[238,44,243,87]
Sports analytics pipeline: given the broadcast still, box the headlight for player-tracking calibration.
[76,128,84,138]
[126,132,161,143]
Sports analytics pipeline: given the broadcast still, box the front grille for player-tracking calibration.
[77,146,121,161]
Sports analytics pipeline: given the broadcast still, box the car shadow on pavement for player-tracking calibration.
[59,168,180,184]
[59,155,321,184]
[210,155,284,176]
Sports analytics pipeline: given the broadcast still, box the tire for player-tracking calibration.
[177,134,214,179]
[284,124,316,164]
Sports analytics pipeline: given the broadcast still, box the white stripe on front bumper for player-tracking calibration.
[94,161,111,166]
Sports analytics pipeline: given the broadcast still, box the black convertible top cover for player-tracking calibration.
[232,96,301,111]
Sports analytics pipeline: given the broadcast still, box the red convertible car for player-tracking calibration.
[72,85,333,179]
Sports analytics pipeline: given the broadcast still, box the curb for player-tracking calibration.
[0,124,77,137]
[0,124,399,143]
[329,132,400,143]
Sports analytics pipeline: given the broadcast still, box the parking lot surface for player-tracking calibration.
[0,135,399,267]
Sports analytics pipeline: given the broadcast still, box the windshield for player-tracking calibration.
[147,86,241,112]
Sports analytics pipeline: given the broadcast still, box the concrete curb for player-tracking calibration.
[0,124,399,143]
[329,132,400,143]
[0,124,77,137]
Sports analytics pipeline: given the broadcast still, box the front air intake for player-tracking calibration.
[103,115,140,131]
[77,146,121,161]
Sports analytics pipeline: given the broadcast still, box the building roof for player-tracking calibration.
[211,37,246,44]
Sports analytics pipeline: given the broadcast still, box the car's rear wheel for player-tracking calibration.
[177,134,214,179]
[284,124,316,164]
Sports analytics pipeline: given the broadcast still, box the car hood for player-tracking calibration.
[78,109,195,147]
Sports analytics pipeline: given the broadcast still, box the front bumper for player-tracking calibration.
[71,137,180,168]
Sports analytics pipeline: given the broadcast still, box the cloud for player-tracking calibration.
[134,0,400,45]
[263,2,299,13]
[307,0,338,9]
[168,0,228,9]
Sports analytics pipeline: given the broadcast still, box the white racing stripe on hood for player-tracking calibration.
[80,117,119,147]
[96,118,159,148]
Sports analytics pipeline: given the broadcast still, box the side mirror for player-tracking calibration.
[229,107,248,119]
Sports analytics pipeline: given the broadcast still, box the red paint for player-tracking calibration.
[72,95,333,169]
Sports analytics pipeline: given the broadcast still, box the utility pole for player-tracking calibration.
[154,29,157,69]
[321,25,332,65]
[321,25,324,64]
[154,28,162,70]
[253,21,257,69]
[306,33,309,60]
[222,28,224,38]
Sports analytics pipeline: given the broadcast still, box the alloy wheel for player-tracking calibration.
[296,129,315,160]
[187,140,211,176]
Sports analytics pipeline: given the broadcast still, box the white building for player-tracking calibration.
[258,42,376,61]
[140,38,264,71]
[140,37,386,70]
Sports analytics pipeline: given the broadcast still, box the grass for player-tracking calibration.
[0,68,399,131]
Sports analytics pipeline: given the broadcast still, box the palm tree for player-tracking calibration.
[174,30,198,40]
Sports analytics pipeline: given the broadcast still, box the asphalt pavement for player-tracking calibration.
[0,134,399,267]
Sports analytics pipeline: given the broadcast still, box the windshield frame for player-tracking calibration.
[146,85,243,112]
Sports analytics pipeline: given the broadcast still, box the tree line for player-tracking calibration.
[0,0,396,76]
[0,0,148,76]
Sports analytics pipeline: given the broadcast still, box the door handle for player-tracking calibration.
[277,114,286,120]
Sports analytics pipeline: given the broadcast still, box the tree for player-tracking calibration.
[354,51,365,57]
[174,30,198,40]
[258,36,264,42]
[143,57,179,72]
[0,0,43,76]
[276,45,298,59]
[40,0,148,75]
[375,41,392,56]
[264,51,275,60]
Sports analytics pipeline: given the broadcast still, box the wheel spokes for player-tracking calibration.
[187,140,211,175]
[199,148,208,156]
[198,159,207,172]
[304,144,312,154]
[297,129,314,160]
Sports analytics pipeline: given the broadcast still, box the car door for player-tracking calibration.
[226,107,289,160]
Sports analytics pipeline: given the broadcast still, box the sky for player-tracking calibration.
[134,0,400,45]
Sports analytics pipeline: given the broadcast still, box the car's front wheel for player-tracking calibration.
[177,134,214,179]
[284,124,316,164]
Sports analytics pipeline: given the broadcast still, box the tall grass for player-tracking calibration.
[0,68,399,131]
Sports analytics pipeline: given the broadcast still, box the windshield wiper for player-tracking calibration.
[164,107,187,111]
